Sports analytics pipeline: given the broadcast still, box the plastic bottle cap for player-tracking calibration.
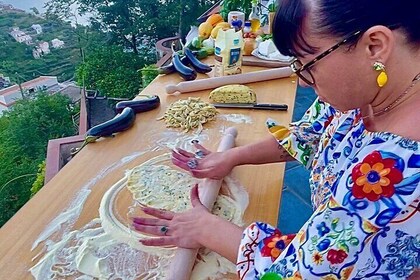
[244,21,251,27]
[260,272,283,280]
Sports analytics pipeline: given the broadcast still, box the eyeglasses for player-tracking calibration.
[290,30,362,85]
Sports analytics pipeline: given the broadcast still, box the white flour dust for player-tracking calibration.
[30,153,249,280]
[218,114,253,124]
[31,150,148,253]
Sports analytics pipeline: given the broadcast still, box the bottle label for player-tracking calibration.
[214,29,243,76]
[229,48,241,65]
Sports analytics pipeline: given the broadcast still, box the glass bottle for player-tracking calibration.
[243,21,252,34]
[248,3,261,33]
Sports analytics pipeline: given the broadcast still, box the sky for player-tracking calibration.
[1,1,89,25]
[1,0,47,13]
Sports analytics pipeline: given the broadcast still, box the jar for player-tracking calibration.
[243,21,252,34]
[228,11,245,29]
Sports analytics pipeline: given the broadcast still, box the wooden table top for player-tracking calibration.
[0,60,297,279]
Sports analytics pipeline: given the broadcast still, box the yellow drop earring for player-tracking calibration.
[373,61,388,87]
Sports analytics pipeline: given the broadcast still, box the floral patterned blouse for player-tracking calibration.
[236,98,420,280]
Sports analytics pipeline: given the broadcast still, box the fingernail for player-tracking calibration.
[138,201,148,207]
[137,203,148,211]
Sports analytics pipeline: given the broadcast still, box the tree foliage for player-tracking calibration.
[30,7,40,15]
[0,93,77,227]
[76,45,154,98]
[31,161,46,197]
[45,0,218,52]
[220,0,253,20]
[3,94,77,158]
[140,64,159,88]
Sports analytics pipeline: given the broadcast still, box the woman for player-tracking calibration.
[133,0,420,278]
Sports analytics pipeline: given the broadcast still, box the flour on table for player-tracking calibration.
[31,150,149,251]
[218,114,253,124]
[30,153,249,279]
[154,130,209,151]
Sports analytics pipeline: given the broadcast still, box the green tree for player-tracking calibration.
[0,93,77,227]
[220,0,253,21]
[30,7,40,15]
[45,0,218,52]
[3,94,77,158]
[139,64,159,88]
[31,161,46,197]
[76,46,154,98]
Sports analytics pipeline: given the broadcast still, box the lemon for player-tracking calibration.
[198,22,213,39]
[211,22,231,39]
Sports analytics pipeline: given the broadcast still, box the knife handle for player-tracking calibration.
[254,104,288,110]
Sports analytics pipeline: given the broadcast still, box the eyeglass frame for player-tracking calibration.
[290,30,362,85]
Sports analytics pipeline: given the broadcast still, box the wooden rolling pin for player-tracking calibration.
[165,66,293,94]
[167,127,238,280]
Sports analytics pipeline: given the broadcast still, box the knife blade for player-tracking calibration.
[213,103,288,111]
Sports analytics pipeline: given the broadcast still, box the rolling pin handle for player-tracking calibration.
[217,127,238,152]
[166,84,178,94]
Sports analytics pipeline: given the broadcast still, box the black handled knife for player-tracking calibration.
[213,103,288,111]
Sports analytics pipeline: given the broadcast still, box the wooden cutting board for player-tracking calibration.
[242,55,291,68]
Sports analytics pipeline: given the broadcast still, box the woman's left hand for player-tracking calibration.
[131,184,212,249]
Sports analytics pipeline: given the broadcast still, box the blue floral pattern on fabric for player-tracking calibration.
[236,99,420,280]
[382,230,420,278]
[316,221,330,237]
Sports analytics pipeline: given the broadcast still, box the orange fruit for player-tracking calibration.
[206,14,224,27]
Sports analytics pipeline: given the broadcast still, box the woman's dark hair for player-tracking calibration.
[273,0,420,57]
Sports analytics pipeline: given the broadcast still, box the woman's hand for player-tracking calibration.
[171,142,237,180]
[132,184,244,262]
[171,137,294,180]
[132,184,213,249]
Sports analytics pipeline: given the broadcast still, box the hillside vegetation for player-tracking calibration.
[0,0,218,228]
[0,10,81,82]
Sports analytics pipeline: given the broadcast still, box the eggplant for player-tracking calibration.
[172,52,197,81]
[184,48,212,74]
[87,107,135,139]
[115,95,160,114]
[158,63,176,75]
[71,107,136,155]
[158,56,189,75]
